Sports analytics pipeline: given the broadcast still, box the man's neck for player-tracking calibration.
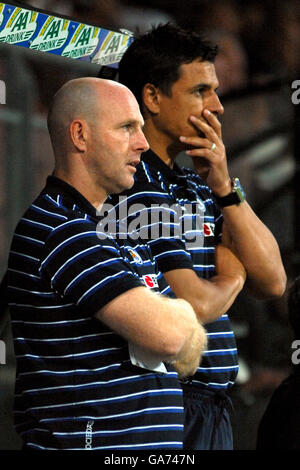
[143,121,182,169]
[53,168,107,210]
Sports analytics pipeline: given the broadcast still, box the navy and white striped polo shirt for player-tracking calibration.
[108,150,239,392]
[7,175,184,450]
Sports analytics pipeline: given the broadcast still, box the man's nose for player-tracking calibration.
[211,93,224,116]
[135,127,150,152]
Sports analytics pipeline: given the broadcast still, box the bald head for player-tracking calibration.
[47,76,148,204]
[47,77,135,160]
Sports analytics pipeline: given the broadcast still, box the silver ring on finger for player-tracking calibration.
[210,142,216,151]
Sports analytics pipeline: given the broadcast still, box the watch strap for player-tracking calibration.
[213,178,245,207]
[214,191,242,207]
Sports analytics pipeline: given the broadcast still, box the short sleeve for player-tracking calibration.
[39,217,143,315]
[109,185,195,274]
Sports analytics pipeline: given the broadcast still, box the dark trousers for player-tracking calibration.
[182,384,233,450]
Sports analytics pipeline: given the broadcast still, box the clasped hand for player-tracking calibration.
[180,109,231,197]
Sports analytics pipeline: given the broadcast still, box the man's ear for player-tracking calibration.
[142,83,161,114]
[69,119,88,152]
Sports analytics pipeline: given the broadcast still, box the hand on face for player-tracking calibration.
[179,109,231,197]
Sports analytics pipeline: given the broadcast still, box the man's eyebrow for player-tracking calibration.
[119,118,144,127]
[190,83,219,92]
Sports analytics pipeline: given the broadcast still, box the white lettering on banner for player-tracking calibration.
[30,17,69,52]
[0,7,38,44]
[62,24,99,58]
[92,31,132,65]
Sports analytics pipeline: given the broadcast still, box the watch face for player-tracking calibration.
[214,178,246,207]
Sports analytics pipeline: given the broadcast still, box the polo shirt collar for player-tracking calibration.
[43,175,98,219]
[141,149,185,183]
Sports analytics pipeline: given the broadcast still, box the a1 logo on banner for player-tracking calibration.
[0,6,38,44]
[30,16,69,52]
[92,31,132,66]
[62,24,100,59]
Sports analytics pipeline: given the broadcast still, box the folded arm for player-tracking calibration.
[96,286,207,378]
[163,244,246,325]
[221,205,286,299]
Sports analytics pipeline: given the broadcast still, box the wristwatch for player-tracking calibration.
[213,177,246,207]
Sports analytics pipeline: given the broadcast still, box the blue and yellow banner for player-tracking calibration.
[0,2,134,67]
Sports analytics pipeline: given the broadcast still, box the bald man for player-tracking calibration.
[7,78,206,450]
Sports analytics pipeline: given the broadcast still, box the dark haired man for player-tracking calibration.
[108,23,287,449]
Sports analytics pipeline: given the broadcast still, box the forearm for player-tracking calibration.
[221,201,287,298]
[171,274,242,377]
[97,287,205,361]
[162,297,207,366]
[164,267,245,325]
[193,274,244,323]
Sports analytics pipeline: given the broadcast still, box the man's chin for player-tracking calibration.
[111,178,135,195]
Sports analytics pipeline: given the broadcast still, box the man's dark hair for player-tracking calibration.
[117,23,218,109]
[288,276,300,338]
